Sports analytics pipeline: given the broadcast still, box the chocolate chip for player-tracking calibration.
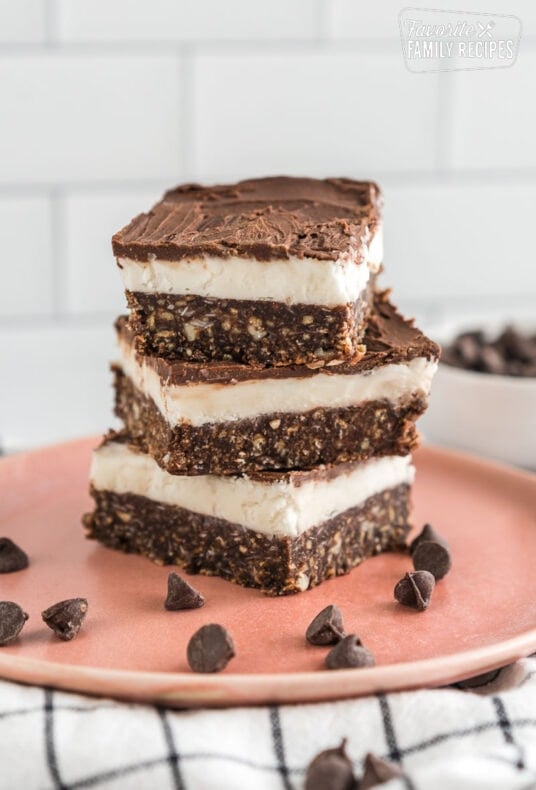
[394,571,435,611]
[187,624,235,673]
[42,598,88,641]
[457,334,481,367]
[497,326,535,363]
[305,739,356,790]
[0,602,28,645]
[165,572,205,611]
[360,753,404,789]
[453,669,501,690]
[413,540,452,580]
[409,523,447,554]
[306,605,345,646]
[444,325,536,377]
[478,345,505,375]
[325,635,375,670]
[0,538,29,573]
[457,329,485,345]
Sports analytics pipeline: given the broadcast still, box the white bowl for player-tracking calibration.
[420,318,536,470]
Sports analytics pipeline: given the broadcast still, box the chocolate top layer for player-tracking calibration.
[112,176,382,263]
[116,292,440,385]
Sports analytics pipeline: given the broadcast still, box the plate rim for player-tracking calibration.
[0,628,534,707]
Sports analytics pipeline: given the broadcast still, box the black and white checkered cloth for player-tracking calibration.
[1,657,535,789]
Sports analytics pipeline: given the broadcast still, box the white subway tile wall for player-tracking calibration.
[0,0,534,450]
[0,323,116,451]
[62,189,163,314]
[327,0,403,39]
[193,52,440,179]
[381,181,536,300]
[55,0,319,42]
[0,0,47,43]
[0,55,182,183]
[0,197,53,317]
[327,0,536,41]
[450,52,536,169]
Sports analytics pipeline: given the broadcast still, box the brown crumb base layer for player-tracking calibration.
[113,366,424,475]
[125,287,373,366]
[83,484,411,595]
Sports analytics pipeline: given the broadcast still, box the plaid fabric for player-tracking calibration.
[1,658,535,789]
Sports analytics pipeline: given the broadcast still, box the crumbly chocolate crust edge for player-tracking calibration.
[114,365,424,475]
[83,484,411,596]
[119,288,439,373]
[125,286,373,366]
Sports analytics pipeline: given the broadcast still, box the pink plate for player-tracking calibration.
[0,437,535,708]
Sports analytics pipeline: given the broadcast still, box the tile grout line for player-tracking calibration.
[435,70,456,173]
[49,188,66,317]
[0,180,172,196]
[0,38,532,55]
[44,0,59,44]
[179,46,195,181]
[5,171,536,198]
[315,0,331,42]
[0,39,403,56]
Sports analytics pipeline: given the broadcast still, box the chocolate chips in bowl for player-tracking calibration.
[442,326,536,378]
[420,319,536,470]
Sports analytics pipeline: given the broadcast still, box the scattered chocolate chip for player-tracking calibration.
[306,605,345,646]
[305,739,356,790]
[325,635,375,670]
[360,752,404,789]
[42,598,88,641]
[412,540,452,580]
[394,571,435,611]
[165,572,205,611]
[187,624,235,673]
[0,602,28,646]
[0,538,29,574]
[409,523,447,554]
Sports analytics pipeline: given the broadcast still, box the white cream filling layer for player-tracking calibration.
[118,336,437,427]
[91,442,414,538]
[116,229,382,306]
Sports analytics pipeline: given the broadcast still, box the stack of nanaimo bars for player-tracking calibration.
[84,177,439,595]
